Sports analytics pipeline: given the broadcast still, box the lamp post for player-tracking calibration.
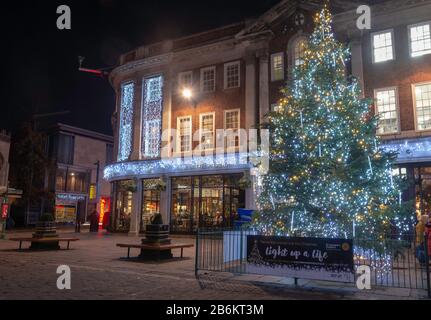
[182,88,198,108]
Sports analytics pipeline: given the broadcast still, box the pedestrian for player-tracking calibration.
[75,210,81,233]
[89,209,99,233]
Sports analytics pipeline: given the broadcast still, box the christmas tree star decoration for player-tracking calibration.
[253,6,414,239]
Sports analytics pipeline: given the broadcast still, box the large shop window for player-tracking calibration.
[171,174,245,233]
[113,180,134,232]
[118,82,135,161]
[142,75,164,158]
[414,167,431,218]
[140,179,161,232]
[414,82,431,131]
[55,169,88,193]
[375,88,399,134]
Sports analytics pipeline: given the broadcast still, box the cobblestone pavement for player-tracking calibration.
[0,230,425,300]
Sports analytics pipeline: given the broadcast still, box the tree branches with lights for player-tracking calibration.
[253,6,413,239]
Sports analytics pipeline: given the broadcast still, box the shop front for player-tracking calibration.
[171,174,245,233]
[384,137,431,221]
[55,193,87,225]
[105,153,255,235]
[110,174,246,234]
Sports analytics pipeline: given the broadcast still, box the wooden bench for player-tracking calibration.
[116,243,194,260]
[10,237,80,250]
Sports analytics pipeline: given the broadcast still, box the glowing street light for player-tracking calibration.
[182,88,197,107]
[182,88,193,99]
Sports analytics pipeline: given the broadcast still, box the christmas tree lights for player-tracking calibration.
[253,6,414,240]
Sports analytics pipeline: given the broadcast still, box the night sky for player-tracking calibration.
[3,0,281,136]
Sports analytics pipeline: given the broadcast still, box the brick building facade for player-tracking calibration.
[105,0,431,234]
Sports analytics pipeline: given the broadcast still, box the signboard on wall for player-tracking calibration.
[55,205,76,223]
[246,235,354,283]
[1,203,8,219]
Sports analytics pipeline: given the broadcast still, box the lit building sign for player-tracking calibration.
[1,204,8,219]
[56,193,86,202]
[382,137,431,163]
[99,197,111,226]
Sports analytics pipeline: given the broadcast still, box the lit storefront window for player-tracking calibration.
[114,180,134,232]
[141,179,162,231]
[171,174,245,233]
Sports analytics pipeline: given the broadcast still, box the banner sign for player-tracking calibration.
[246,235,354,283]
[55,205,76,223]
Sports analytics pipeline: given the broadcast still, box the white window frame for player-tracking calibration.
[224,109,241,150]
[374,87,400,135]
[371,29,395,63]
[270,53,285,82]
[200,66,216,93]
[199,112,215,151]
[178,71,193,90]
[292,37,308,66]
[177,116,193,153]
[412,81,431,132]
[224,61,241,89]
[408,21,431,58]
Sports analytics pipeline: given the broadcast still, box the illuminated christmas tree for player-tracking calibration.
[253,6,413,239]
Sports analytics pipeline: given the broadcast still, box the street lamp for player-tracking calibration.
[182,88,193,100]
[182,88,197,108]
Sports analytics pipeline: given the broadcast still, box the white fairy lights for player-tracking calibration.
[118,82,135,162]
[104,152,252,181]
[142,75,164,158]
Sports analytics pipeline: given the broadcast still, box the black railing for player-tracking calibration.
[195,228,431,296]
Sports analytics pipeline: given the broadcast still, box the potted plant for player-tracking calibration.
[154,178,167,192]
[238,172,252,190]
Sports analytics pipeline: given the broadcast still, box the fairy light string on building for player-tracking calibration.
[118,82,135,161]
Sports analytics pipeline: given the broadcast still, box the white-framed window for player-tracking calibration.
[199,112,215,150]
[200,66,216,93]
[374,87,399,134]
[224,109,240,149]
[224,61,240,89]
[177,116,192,153]
[178,71,193,90]
[271,53,284,81]
[409,22,431,57]
[293,38,308,66]
[372,30,395,63]
[413,82,431,131]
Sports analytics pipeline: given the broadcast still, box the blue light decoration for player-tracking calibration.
[142,75,163,158]
[382,137,431,163]
[118,82,135,162]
